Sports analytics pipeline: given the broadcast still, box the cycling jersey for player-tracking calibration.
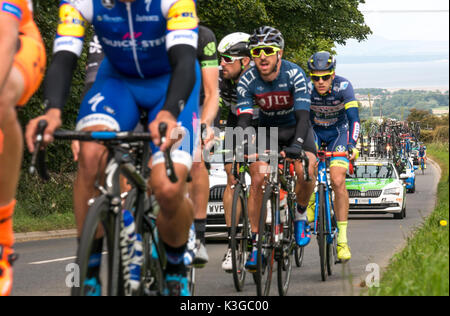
[237,59,310,127]
[1,0,45,105]
[83,24,218,102]
[55,0,199,78]
[309,75,360,148]
[236,59,316,154]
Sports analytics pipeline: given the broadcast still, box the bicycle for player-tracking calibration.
[419,157,425,175]
[312,147,349,282]
[254,151,310,296]
[30,120,194,296]
[228,155,252,292]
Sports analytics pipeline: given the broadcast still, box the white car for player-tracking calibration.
[346,159,407,219]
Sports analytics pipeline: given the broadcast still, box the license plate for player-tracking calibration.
[208,202,224,215]
[355,199,371,205]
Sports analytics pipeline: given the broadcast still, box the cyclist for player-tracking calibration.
[236,26,317,271]
[25,0,200,296]
[72,25,219,268]
[308,51,360,262]
[214,32,254,272]
[418,144,427,169]
[0,0,45,296]
[188,25,219,268]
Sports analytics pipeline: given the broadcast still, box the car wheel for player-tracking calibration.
[393,210,404,220]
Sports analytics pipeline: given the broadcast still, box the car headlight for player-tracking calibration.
[384,188,401,196]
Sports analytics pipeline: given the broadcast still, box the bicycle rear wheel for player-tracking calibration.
[72,195,124,296]
[277,194,295,296]
[317,184,328,282]
[256,187,275,296]
[230,184,249,292]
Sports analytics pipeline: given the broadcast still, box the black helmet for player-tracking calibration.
[308,51,336,72]
[248,26,285,50]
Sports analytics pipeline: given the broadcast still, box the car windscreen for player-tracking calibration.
[352,164,395,179]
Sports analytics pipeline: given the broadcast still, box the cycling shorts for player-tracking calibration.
[314,124,349,169]
[76,57,201,170]
[14,35,46,106]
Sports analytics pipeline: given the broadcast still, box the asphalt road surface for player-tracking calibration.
[11,161,440,296]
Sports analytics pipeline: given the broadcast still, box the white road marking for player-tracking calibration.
[29,252,108,265]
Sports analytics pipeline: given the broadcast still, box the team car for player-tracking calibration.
[346,159,407,219]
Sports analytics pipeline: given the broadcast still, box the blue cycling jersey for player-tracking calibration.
[236,59,310,127]
[55,0,199,78]
[309,75,360,147]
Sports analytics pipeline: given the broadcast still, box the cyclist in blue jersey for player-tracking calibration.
[418,144,427,169]
[25,0,201,296]
[308,51,360,262]
[236,26,317,271]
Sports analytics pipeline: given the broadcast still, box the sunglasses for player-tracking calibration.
[220,54,244,64]
[310,71,334,82]
[250,46,280,58]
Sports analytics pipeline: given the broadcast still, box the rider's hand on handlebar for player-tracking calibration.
[25,109,62,153]
[149,110,182,152]
[348,146,359,161]
[281,144,304,160]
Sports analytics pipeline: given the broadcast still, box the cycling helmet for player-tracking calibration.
[248,26,285,50]
[308,51,336,72]
[218,32,251,56]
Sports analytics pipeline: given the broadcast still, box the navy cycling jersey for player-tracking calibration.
[309,75,360,147]
[54,0,199,78]
[237,59,310,127]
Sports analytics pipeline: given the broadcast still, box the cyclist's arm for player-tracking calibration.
[162,0,199,119]
[43,2,88,112]
[0,7,19,91]
[200,66,219,126]
[198,28,219,126]
[235,75,254,130]
[342,81,360,149]
[291,67,311,149]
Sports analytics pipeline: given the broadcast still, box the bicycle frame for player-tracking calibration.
[312,151,346,244]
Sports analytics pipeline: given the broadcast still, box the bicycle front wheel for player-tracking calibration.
[72,195,124,296]
[317,184,328,282]
[256,187,275,296]
[230,184,249,292]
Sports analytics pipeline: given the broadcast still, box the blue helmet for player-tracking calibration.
[308,51,336,72]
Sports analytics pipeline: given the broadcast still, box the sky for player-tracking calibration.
[335,0,449,90]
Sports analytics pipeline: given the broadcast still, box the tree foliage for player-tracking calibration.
[197,0,372,67]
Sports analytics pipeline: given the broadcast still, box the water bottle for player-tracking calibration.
[266,200,272,224]
[279,189,288,224]
[122,210,143,293]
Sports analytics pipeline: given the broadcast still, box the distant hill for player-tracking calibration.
[355,89,449,120]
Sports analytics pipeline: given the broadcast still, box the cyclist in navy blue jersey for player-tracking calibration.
[308,51,361,262]
[236,26,317,271]
[25,0,201,296]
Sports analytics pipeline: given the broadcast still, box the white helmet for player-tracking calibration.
[218,32,251,56]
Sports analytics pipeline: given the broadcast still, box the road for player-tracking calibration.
[11,161,440,296]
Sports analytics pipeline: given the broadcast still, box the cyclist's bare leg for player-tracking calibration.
[329,166,349,222]
[152,162,193,248]
[248,161,268,233]
[294,151,317,207]
[73,125,109,237]
[189,156,209,232]
[0,67,24,208]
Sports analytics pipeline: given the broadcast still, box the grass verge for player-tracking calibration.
[13,172,76,233]
[368,142,449,296]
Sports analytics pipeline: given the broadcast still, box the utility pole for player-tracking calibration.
[368,93,373,119]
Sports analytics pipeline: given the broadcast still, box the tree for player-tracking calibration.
[197,0,372,67]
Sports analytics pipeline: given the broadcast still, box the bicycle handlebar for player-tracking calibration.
[30,120,178,184]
